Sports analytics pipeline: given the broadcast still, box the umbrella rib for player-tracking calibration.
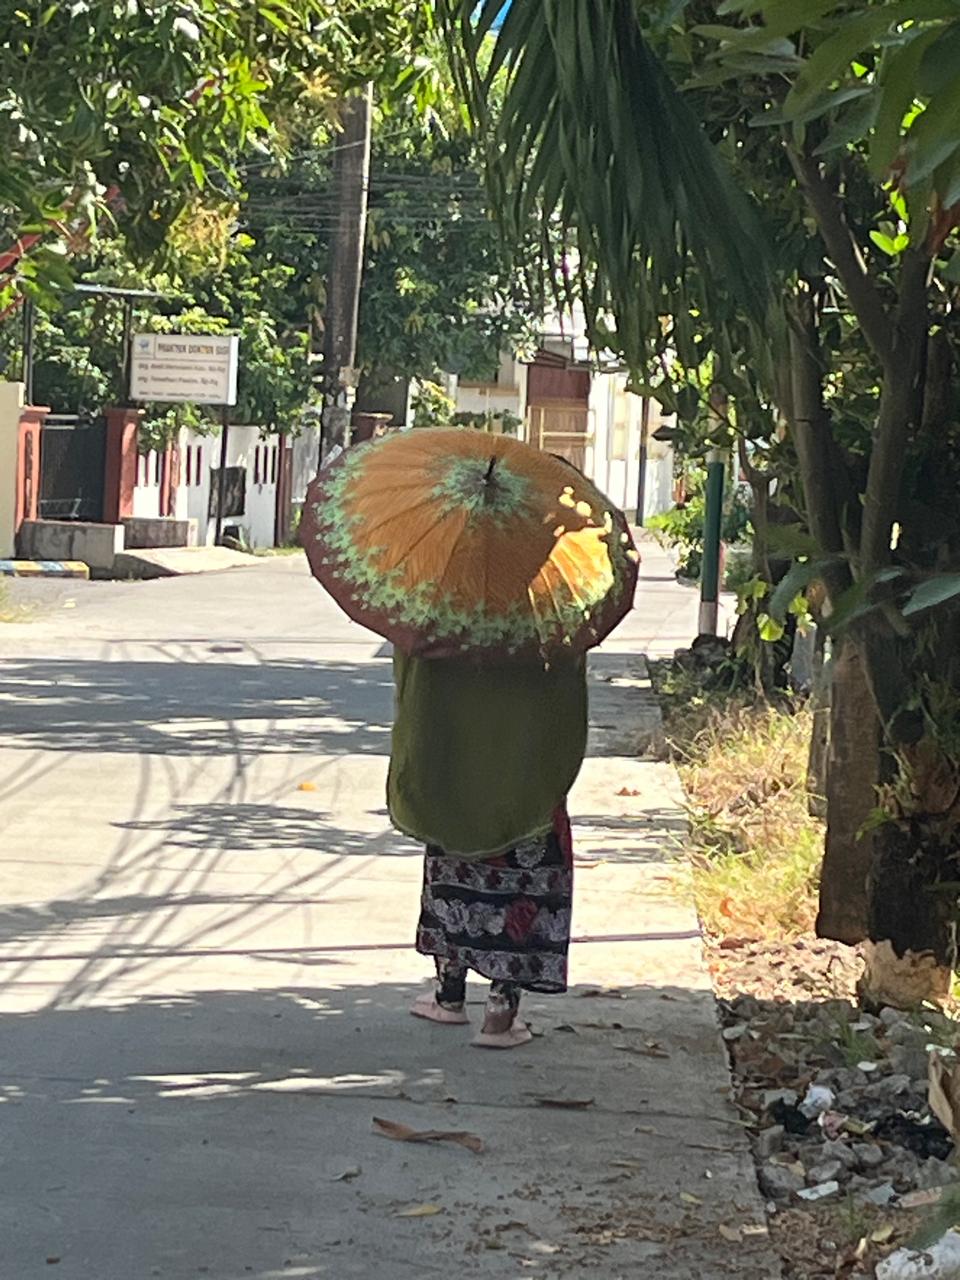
[352,491,448,546]
[530,559,569,645]
[381,505,467,580]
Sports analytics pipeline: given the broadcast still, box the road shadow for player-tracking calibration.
[0,979,776,1280]
[0,657,394,756]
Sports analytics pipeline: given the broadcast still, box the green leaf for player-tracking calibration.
[813,89,880,154]
[768,560,816,620]
[917,20,960,96]
[869,229,899,255]
[766,524,822,559]
[782,84,874,128]
[870,26,941,178]
[757,612,785,643]
[901,573,960,616]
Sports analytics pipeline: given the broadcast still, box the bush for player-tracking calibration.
[412,380,455,428]
[648,475,752,581]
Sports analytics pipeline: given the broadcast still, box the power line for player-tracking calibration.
[237,124,450,175]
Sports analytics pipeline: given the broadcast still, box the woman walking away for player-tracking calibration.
[388,649,588,1049]
[299,429,639,1044]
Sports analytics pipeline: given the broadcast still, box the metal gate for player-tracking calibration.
[39,415,107,521]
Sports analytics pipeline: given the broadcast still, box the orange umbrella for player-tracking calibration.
[301,428,639,660]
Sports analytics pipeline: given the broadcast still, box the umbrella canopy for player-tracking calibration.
[301,428,639,660]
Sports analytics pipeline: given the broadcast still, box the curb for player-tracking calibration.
[0,560,90,579]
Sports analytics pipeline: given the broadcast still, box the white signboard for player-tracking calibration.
[130,333,239,405]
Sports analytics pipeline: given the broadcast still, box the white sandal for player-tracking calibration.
[410,992,470,1025]
[471,1018,533,1049]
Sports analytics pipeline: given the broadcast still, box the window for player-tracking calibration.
[208,467,246,518]
[609,390,630,462]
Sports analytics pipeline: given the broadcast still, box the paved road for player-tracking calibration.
[0,553,774,1280]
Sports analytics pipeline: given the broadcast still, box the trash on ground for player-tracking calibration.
[797,1180,840,1202]
[799,1085,835,1120]
[372,1117,484,1154]
[875,1229,960,1279]
[928,1052,960,1141]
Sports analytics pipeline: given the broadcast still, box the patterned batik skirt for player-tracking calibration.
[415,806,573,994]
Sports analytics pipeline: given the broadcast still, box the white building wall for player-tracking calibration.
[291,427,321,503]
[138,425,282,549]
[132,450,161,519]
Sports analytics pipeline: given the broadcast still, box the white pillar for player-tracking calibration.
[0,381,26,559]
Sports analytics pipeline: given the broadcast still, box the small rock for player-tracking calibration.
[821,1139,860,1170]
[732,996,761,1019]
[816,1067,868,1092]
[722,1023,749,1042]
[760,1162,805,1198]
[886,1021,921,1047]
[889,1044,929,1079]
[756,1126,785,1159]
[807,1159,844,1186]
[915,1158,960,1191]
[822,1000,856,1024]
[860,1182,897,1207]
[864,1073,912,1100]
[851,1016,879,1033]
[762,1088,798,1111]
[852,1142,886,1170]
[879,1007,904,1028]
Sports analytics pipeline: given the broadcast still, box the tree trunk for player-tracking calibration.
[806,632,829,819]
[816,640,877,946]
[860,815,956,1010]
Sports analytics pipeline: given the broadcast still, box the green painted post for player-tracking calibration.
[699,448,726,635]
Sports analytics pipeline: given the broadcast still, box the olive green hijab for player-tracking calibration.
[387,651,587,860]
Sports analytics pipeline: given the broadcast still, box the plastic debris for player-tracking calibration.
[797,1180,840,1202]
[799,1084,836,1119]
[876,1230,960,1279]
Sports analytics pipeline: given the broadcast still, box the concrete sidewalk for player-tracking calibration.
[0,556,775,1279]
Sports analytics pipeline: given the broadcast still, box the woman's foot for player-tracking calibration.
[471,982,532,1048]
[472,1017,533,1049]
[410,993,470,1024]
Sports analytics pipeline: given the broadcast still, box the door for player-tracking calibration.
[39,415,107,521]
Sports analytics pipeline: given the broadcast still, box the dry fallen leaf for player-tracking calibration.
[534,1097,594,1110]
[871,1224,895,1244]
[297,782,318,792]
[330,1166,361,1182]
[372,1116,484,1154]
[929,1052,960,1141]
[394,1204,443,1218]
[680,1192,702,1206]
[718,1224,742,1243]
[578,988,624,999]
[616,787,642,797]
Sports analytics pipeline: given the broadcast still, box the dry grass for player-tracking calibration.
[654,665,824,941]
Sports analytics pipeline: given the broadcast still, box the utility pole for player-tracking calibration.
[699,448,727,636]
[319,83,373,467]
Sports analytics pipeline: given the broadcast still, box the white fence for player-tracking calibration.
[133,424,319,549]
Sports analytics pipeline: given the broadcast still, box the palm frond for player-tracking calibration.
[440,0,774,369]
